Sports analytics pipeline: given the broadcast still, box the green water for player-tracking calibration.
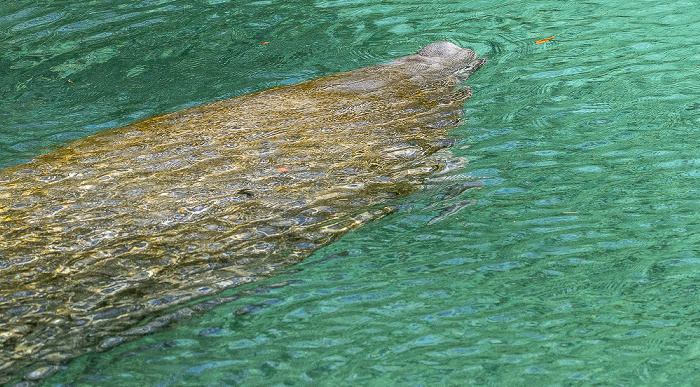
[1,0,699,385]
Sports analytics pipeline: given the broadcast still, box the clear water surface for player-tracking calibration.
[1,0,699,385]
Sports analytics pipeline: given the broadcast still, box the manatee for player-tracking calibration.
[0,41,485,381]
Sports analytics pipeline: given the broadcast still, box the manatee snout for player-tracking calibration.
[395,41,487,82]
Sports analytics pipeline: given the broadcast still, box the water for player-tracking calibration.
[1,0,699,385]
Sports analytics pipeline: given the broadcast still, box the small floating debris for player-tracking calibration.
[535,36,556,44]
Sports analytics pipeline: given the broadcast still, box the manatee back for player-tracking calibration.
[0,42,484,380]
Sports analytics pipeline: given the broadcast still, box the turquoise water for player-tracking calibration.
[2,0,700,385]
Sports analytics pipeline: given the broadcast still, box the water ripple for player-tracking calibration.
[2,0,700,385]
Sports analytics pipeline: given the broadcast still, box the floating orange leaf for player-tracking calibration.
[535,36,555,44]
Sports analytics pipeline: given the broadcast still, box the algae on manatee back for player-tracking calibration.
[0,41,485,381]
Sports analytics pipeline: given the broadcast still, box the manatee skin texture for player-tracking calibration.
[0,41,485,381]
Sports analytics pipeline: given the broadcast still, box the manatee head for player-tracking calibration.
[322,41,484,93]
[392,41,486,83]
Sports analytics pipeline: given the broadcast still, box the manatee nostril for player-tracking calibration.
[456,57,488,77]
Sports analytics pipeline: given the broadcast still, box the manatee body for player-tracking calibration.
[0,41,484,380]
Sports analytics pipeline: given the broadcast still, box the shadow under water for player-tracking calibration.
[0,42,485,383]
